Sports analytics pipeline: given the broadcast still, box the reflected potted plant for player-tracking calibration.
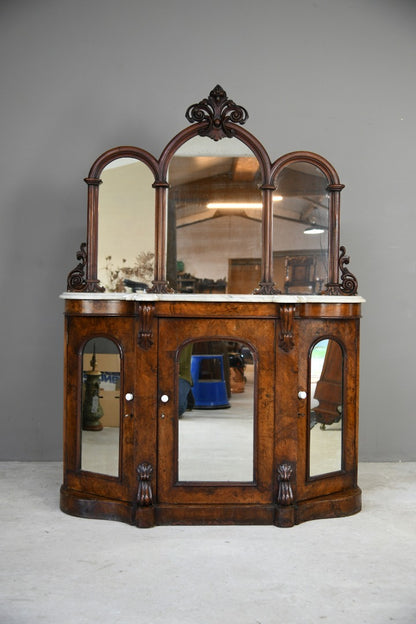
[103,251,154,292]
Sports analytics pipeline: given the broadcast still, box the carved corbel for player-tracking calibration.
[278,304,295,352]
[276,463,294,506]
[136,462,153,507]
[186,84,249,141]
[137,303,155,350]
[325,246,358,295]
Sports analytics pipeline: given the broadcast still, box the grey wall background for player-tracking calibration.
[1,0,415,461]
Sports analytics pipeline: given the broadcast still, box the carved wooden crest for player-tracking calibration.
[185,84,249,141]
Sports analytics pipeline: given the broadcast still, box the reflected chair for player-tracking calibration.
[284,255,318,294]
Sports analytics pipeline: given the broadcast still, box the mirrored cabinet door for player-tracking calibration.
[296,318,360,505]
[64,316,136,499]
[156,317,275,505]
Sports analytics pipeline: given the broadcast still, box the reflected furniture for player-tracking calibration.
[284,255,317,293]
[313,340,343,428]
[61,86,364,527]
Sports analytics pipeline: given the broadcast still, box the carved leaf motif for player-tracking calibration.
[185,85,249,141]
[137,462,153,507]
[277,463,294,506]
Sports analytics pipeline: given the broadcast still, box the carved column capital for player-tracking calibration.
[253,282,281,295]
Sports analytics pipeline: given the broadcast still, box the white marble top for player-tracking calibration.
[60,292,365,304]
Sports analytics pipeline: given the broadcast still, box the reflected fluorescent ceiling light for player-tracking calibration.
[207,195,283,209]
[207,202,262,209]
[304,225,325,235]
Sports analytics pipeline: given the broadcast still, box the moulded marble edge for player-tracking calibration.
[60,292,366,304]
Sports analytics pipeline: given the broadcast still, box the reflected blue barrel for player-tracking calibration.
[190,354,230,409]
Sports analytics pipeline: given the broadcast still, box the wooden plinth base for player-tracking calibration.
[60,486,361,528]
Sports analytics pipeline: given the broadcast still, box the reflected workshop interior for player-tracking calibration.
[61,85,364,527]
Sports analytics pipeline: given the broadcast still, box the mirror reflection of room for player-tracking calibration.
[272,163,329,294]
[177,339,255,482]
[81,338,121,476]
[309,339,343,477]
[97,158,155,292]
[167,136,262,294]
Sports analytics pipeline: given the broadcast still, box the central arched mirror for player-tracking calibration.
[167,136,262,294]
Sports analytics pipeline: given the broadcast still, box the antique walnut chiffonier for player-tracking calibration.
[61,86,364,528]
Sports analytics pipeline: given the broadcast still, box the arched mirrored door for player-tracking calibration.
[157,317,275,505]
[64,315,136,501]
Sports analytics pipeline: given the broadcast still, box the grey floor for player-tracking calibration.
[1,462,416,624]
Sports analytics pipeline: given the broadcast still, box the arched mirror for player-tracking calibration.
[81,338,121,476]
[273,162,329,294]
[177,338,255,482]
[68,86,358,296]
[309,338,343,477]
[167,136,263,294]
[97,158,155,292]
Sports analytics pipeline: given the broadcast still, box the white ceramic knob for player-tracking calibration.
[125,392,134,402]
[298,390,307,400]
[161,394,169,403]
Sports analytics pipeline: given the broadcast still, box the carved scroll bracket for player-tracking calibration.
[66,243,104,293]
[137,303,155,350]
[186,84,249,141]
[136,462,153,507]
[325,246,358,295]
[276,463,294,506]
[278,304,295,352]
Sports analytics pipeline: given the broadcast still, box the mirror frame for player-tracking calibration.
[67,85,358,296]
